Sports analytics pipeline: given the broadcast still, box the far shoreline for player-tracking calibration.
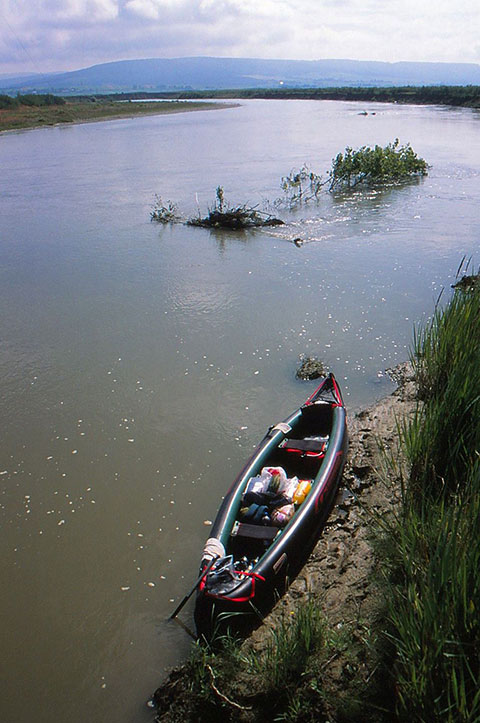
[0,100,239,134]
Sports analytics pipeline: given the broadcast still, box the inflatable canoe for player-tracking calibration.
[194,373,348,639]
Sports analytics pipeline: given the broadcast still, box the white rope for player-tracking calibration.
[202,537,225,561]
[272,422,292,434]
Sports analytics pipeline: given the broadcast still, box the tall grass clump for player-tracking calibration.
[382,474,480,722]
[170,600,327,721]
[407,283,480,500]
[246,598,326,690]
[379,277,480,722]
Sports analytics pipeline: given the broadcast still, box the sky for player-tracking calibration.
[0,0,479,76]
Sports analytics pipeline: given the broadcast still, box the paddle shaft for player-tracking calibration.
[169,555,218,620]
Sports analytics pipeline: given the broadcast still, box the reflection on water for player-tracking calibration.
[1,100,480,723]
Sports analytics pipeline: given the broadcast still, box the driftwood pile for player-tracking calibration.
[188,207,284,229]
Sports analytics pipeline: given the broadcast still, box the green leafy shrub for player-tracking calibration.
[329,139,428,191]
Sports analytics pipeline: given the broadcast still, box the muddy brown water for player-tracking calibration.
[1,99,480,723]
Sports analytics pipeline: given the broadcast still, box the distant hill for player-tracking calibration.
[3,57,480,95]
[0,72,61,89]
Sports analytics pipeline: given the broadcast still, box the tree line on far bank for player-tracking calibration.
[3,86,480,110]
[93,85,480,109]
[0,94,66,110]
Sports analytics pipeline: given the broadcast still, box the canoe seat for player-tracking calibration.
[279,437,328,454]
[231,521,279,541]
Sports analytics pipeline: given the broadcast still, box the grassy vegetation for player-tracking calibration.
[376,273,480,722]
[161,598,333,722]
[244,598,326,690]
[0,96,226,132]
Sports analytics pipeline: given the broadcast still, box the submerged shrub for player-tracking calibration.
[281,165,326,207]
[187,186,284,229]
[329,139,428,191]
[152,141,429,224]
[150,196,179,223]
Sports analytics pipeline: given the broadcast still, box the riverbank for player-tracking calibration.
[93,85,480,109]
[151,362,417,721]
[152,276,480,722]
[0,99,234,133]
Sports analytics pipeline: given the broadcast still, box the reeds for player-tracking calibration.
[407,283,480,500]
[245,597,326,690]
[379,277,480,721]
[182,598,327,720]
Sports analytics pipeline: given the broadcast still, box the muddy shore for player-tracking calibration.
[151,363,417,720]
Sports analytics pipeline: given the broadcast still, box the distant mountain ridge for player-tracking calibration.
[3,57,480,94]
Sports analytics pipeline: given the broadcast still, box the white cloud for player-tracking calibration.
[124,0,161,20]
[124,0,187,19]
[44,0,119,22]
[0,0,479,74]
[198,0,292,17]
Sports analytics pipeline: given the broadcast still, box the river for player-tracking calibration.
[1,99,479,723]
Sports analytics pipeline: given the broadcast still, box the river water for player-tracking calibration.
[1,99,479,723]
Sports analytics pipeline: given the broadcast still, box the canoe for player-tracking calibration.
[194,373,348,639]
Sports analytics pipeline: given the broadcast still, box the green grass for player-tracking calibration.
[0,99,226,132]
[407,281,480,501]
[180,598,329,721]
[376,274,480,722]
[245,598,326,690]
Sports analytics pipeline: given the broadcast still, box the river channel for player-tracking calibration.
[1,99,479,723]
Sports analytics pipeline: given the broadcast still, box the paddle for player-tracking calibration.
[169,555,218,620]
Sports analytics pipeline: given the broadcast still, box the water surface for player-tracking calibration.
[1,99,480,723]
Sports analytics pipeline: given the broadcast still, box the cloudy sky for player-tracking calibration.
[1,0,479,76]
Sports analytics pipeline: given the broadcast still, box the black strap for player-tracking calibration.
[280,438,326,453]
[231,522,279,540]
